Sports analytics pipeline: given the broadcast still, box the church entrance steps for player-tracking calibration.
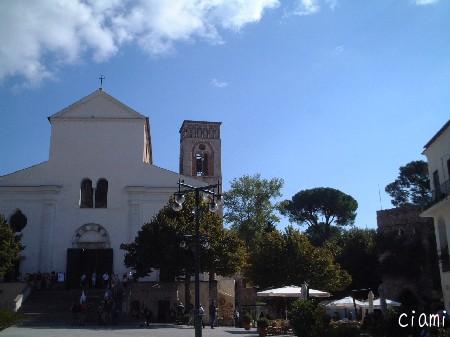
[18,288,140,327]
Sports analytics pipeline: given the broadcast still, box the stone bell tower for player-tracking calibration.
[179,120,222,188]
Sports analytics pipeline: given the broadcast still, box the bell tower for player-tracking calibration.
[179,120,222,187]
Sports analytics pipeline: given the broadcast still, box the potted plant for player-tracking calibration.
[257,317,269,337]
[242,313,252,330]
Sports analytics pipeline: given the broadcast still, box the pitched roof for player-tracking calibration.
[47,89,152,163]
[423,119,450,150]
[48,89,147,121]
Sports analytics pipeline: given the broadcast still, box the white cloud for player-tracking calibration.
[292,0,320,16]
[333,45,344,55]
[325,0,338,10]
[287,0,337,16]
[415,0,440,5]
[210,78,229,88]
[0,0,279,85]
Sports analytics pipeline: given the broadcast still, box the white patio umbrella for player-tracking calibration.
[324,296,364,321]
[257,285,331,298]
[324,296,364,308]
[257,285,331,320]
[361,298,401,309]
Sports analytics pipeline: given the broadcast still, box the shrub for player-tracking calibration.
[361,309,421,337]
[288,300,329,337]
[329,321,360,337]
[0,309,21,330]
[257,317,269,329]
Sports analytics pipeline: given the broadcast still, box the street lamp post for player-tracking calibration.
[172,179,222,337]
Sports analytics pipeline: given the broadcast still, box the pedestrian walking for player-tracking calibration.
[234,309,240,327]
[199,304,205,328]
[143,306,153,327]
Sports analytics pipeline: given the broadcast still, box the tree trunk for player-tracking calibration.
[209,269,216,305]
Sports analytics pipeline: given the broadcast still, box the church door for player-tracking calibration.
[66,248,113,289]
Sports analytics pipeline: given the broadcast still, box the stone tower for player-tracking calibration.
[179,120,222,188]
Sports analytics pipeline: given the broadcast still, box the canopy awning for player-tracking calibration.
[257,285,331,298]
[361,298,401,308]
[324,296,364,308]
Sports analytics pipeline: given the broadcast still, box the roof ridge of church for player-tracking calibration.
[0,161,48,179]
[48,89,147,121]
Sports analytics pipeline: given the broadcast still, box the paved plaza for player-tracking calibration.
[0,326,263,337]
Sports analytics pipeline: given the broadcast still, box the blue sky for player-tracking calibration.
[0,0,449,229]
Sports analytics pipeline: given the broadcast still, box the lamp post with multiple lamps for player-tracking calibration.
[171,179,222,337]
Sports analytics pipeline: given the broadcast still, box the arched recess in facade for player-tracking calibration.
[72,223,110,249]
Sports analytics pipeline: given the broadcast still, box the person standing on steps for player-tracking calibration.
[80,273,87,290]
[91,271,97,289]
[102,272,109,288]
[79,290,87,325]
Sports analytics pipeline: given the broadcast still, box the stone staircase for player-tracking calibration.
[18,288,136,326]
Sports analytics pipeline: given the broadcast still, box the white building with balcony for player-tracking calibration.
[421,120,450,309]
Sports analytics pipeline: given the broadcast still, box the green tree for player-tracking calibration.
[121,194,246,306]
[281,187,358,246]
[224,174,283,248]
[385,160,431,208]
[246,227,351,292]
[0,215,22,279]
[327,228,381,292]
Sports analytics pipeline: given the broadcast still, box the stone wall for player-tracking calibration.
[128,280,223,324]
[377,206,441,307]
[377,206,433,235]
[0,282,30,311]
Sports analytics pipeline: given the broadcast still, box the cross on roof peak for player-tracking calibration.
[99,75,105,91]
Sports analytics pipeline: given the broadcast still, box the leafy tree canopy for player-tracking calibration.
[246,227,351,292]
[121,194,246,280]
[224,174,283,248]
[385,160,431,208]
[280,187,358,245]
[326,228,381,292]
[0,215,22,278]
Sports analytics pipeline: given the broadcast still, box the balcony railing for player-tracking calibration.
[430,179,450,207]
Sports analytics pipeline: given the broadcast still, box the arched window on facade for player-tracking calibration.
[438,218,450,272]
[80,179,93,208]
[95,178,108,208]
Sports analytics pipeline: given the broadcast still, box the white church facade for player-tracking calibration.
[0,89,222,288]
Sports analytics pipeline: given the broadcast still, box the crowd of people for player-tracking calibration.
[70,271,128,326]
[24,269,227,328]
[174,300,219,328]
[25,271,58,290]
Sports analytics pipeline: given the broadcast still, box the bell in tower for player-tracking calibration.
[179,120,222,187]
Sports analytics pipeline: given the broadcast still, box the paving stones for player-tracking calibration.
[0,326,259,337]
